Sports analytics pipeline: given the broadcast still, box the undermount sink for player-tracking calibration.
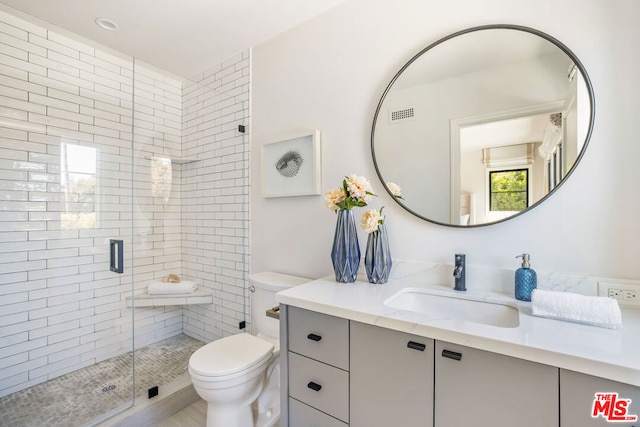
[384,288,520,328]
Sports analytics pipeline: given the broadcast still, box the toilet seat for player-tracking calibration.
[189,334,274,381]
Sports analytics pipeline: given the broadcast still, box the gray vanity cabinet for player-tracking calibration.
[282,306,637,427]
[560,369,640,427]
[434,341,559,427]
[350,321,434,427]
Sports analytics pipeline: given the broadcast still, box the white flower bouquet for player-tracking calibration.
[324,174,376,211]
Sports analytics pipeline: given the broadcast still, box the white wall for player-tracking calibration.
[251,0,640,282]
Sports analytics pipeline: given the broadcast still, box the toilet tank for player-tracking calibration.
[249,272,311,340]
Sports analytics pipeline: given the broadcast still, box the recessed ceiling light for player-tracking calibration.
[95,17,120,31]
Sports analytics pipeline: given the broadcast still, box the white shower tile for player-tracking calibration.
[29,301,80,321]
[27,265,78,280]
[0,352,47,379]
[28,337,79,359]
[30,53,81,77]
[79,309,120,328]
[0,39,28,61]
[0,95,45,114]
[79,69,119,91]
[28,353,80,379]
[46,255,94,269]
[1,317,47,337]
[0,84,28,103]
[0,272,28,287]
[0,292,28,310]
[0,336,46,360]
[0,222,44,233]
[29,91,80,113]
[92,297,123,314]
[0,19,27,40]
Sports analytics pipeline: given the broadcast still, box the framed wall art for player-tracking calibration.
[261,130,321,197]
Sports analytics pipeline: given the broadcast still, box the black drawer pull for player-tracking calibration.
[307,381,322,392]
[307,333,322,342]
[407,341,426,351]
[442,349,462,361]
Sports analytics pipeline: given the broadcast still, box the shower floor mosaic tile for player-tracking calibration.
[0,334,205,427]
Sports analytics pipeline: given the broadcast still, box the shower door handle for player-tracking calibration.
[110,239,124,274]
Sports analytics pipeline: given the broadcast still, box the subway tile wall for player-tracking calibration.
[0,9,249,398]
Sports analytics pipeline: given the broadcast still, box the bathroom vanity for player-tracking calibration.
[277,271,640,427]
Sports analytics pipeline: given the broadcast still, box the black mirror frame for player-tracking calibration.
[371,24,596,228]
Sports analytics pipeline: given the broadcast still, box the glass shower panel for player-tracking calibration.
[0,8,137,424]
[0,5,250,423]
[125,61,250,409]
[129,62,189,398]
[179,60,250,343]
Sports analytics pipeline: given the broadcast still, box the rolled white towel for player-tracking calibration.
[147,280,197,295]
[531,289,622,329]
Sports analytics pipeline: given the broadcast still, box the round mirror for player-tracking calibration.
[371,25,595,227]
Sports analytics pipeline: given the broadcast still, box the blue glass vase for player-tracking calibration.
[331,209,360,283]
[364,224,392,284]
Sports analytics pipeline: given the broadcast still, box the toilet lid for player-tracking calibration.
[189,334,274,378]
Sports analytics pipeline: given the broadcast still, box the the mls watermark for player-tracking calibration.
[592,393,638,422]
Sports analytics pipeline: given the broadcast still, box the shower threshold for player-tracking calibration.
[0,334,205,427]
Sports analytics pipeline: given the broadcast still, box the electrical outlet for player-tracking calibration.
[608,289,623,299]
[599,282,640,308]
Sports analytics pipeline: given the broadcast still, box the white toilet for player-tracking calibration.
[188,272,310,427]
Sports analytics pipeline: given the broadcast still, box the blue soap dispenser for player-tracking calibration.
[515,254,537,302]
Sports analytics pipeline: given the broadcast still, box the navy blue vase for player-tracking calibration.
[331,209,360,283]
[364,224,392,284]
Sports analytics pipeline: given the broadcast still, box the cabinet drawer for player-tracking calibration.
[289,398,349,427]
[289,352,349,422]
[288,306,349,370]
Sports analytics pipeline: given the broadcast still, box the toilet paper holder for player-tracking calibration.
[266,306,280,320]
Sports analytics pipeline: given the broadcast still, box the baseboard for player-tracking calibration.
[96,376,199,427]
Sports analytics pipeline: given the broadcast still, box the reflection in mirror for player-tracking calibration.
[372,25,594,227]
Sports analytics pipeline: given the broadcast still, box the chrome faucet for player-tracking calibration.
[453,254,466,291]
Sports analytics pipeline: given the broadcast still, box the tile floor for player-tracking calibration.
[0,334,205,427]
[157,399,207,427]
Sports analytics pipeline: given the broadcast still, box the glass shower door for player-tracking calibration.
[1,8,251,425]
[0,7,137,422]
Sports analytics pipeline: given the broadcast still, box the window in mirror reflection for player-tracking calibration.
[489,169,529,212]
[61,143,97,229]
[547,146,563,192]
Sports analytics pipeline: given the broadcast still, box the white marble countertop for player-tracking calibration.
[275,263,640,387]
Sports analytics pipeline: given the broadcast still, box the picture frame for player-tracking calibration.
[261,130,321,198]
